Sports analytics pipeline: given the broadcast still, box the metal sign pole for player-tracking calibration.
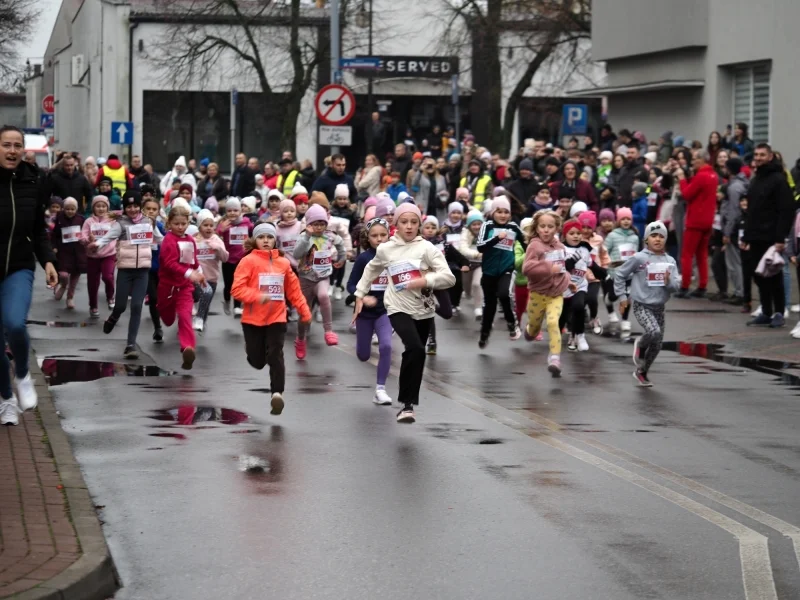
[330,0,340,155]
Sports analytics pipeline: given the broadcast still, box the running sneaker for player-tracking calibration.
[621,320,631,332]
[751,304,763,317]
[153,328,164,343]
[524,325,536,342]
[334,287,343,301]
[0,396,20,426]
[181,347,196,370]
[547,354,562,377]
[103,316,118,334]
[792,304,800,313]
[15,374,37,411]
[608,312,620,324]
[373,387,392,405]
[295,338,307,360]
[790,321,800,339]
[396,405,416,424]
[633,369,653,387]
[108,298,115,310]
[223,300,231,316]
[123,345,139,360]
[769,312,785,328]
[270,392,285,415]
[90,308,100,319]
[576,333,589,352]
[327,286,334,297]
[509,327,521,341]
[632,336,642,368]
[567,335,577,352]
[372,333,379,345]
[453,306,461,314]
[747,314,771,326]
[478,333,489,349]
[426,340,437,355]
[66,298,75,310]
[192,303,198,316]
[535,331,543,341]
[315,308,323,323]
[474,307,483,320]
[234,307,243,317]
[324,331,339,346]
[193,317,204,332]
[591,318,603,335]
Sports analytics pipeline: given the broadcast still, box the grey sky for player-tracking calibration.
[23,0,62,62]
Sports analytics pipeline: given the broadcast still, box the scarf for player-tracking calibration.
[278,217,297,227]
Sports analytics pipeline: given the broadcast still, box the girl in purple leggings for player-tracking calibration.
[347,217,393,406]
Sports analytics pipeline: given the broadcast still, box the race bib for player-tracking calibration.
[259,273,285,300]
[647,192,658,207]
[544,250,566,273]
[312,249,333,276]
[61,225,81,244]
[570,268,586,284]
[446,233,461,245]
[619,242,636,258]
[127,223,153,245]
[495,229,516,251]
[196,241,215,260]
[90,223,110,239]
[388,259,422,291]
[280,235,298,253]
[229,226,248,245]
[713,214,722,231]
[646,263,669,287]
[178,240,195,264]
[370,271,389,292]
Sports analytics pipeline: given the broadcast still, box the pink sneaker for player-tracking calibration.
[294,338,307,360]
[53,284,66,301]
[535,332,543,342]
[324,331,339,346]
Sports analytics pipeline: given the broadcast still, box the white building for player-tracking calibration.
[34,0,604,173]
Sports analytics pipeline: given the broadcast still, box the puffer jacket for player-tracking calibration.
[0,161,56,279]
[81,215,116,259]
[94,214,164,269]
[604,227,641,272]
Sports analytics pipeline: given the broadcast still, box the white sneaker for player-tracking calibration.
[15,374,37,411]
[192,303,198,316]
[222,300,231,316]
[608,312,620,324]
[372,333,379,345]
[234,307,243,317]
[591,318,603,335]
[373,387,392,405]
[0,396,20,425]
[751,305,763,317]
[792,304,800,313]
[334,287,343,301]
[576,333,589,352]
[315,310,323,323]
[785,309,790,319]
[791,322,800,338]
[193,316,204,332]
[621,320,631,332]
[474,307,483,320]
[327,286,334,297]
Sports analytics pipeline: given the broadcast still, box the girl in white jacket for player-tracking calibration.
[354,204,456,424]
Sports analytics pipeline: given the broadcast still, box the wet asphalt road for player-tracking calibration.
[26,276,800,600]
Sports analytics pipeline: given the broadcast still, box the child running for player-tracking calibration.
[579,210,610,335]
[514,217,533,327]
[615,221,680,387]
[157,204,206,370]
[293,204,346,357]
[441,202,467,311]
[51,197,86,310]
[82,195,116,317]
[459,210,484,320]
[143,197,166,342]
[232,222,311,415]
[522,210,570,376]
[353,204,455,423]
[91,190,164,359]
[476,196,526,348]
[217,198,254,317]
[604,207,640,336]
[347,217,393,406]
[193,209,229,332]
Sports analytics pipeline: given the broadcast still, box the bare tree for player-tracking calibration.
[146,0,334,155]
[439,0,593,156]
[0,0,41,90]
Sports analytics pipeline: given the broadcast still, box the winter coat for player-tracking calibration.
[231,249,311,326]
[412,171,448,217]
[618,159,649,207]
[275,220,303,268]
[0,161,57,279]
[678,164,719,230]
[194,233,228,283]
[94,214,164,270]
[347,247,387,318]
[476,219,526,276]
[294,230,346,282]
[507,177,541,208]
[722,172,747,238]
[81,215,116,259]
[585,232,610,283]
[604,227,641,272]
[356,166,383,197]
[614,249,680,306]
[52,213,87,273]
[158,232,199,290]
[312,169,357,203]
[47,169,93,213]
[159,156,197,196]
[742,159,796,244]
[197,175,228,202]
[522,236,571,297]
[217,217,254,264]
[632,195,648,237]
[458,228,482,265]
[230,166,256,198]
[551,176,598,213]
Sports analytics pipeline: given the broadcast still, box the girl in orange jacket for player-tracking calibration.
[232,223,311,416]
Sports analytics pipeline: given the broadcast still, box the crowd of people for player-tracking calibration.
[0,117,798,425]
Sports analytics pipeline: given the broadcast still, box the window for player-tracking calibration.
[732,63,770,144]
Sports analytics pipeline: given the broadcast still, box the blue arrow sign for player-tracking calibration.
[40,113,54,128]
[110,121,133,145]
[339,57,381,70]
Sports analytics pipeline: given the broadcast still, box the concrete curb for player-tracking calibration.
[11,360,119,600]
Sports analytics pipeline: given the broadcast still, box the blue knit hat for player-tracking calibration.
[466,210,484,226]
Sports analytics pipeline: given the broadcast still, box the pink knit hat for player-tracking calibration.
[363,196,378,209]
[305,204,328,225]
[364,206,376,222]
[393,203,421,225]
[456,187,469,200]
[279,199,295,213]
[578,210,597,230]
[91,195,109,210]
[616,207,633,220]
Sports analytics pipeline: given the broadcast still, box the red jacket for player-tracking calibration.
[679,164,719,230]
[159,232,199,289]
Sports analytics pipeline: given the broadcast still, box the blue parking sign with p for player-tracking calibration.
[562,104,587,135]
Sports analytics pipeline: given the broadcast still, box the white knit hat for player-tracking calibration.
[196,209,215,225]
[225,198,241,211]
[334,183,349,199]
[290,183,308,197]
[423,215,439,228]
[645,220,668,239]
[241,196,257,213]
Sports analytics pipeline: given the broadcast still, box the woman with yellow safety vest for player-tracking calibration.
[460,159,493,211]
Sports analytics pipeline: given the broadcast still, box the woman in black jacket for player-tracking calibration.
[196,162,228,204]
[0,126,59,425]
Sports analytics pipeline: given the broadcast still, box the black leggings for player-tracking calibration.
[330,265,346,288]
[448,269,463,308]
[711,246,727,294]
[480,272,516,336]
[147,270,161,329]
[222,262,241,308]
[242,323,287,393]
[559,291,586,335]
[388,314,432,406]
[586,281,600,319]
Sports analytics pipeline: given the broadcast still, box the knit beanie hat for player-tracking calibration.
[616,207,633,220]
[91,195,109,210]
[393,203,421,225]
[493,186,506,198]
[171,198,192,214]
[578,210,597,230]
[599,208,615,222]
[562,219,582,238]
[363,196,378,209]
[569,201,588,217]
[632,182,649,197]
[279,199,295,213]
[491,196,511,214]
[49,196,64,207]
[293,194,309,206]
[645,220,668,239]
[122,190,142,207]
[423,215,439,228]
[309,191,329,210]
[179,183,193,195]
[481,199,494,217]
[196,209,215,225]
[253,222,278,239]
[599,151,613,161]
[267,189,284,202]
[204,197,219,212]
[334,184,350,199]
[447,202,464,215]
[519,158,534,172]
[375,197,396,218]
[376,192,392,202]
[305,204,328,225]
[63,197,79,210]
[396,191,414,204]
[364,206,377,222]
[290,183,308,197]
[241,196,257,213]
[225,198,241,211]
[456,187,469,200]
[466,210,484,226]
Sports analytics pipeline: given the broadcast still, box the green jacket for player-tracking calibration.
[603,227,640,273]
[514,240,527,286]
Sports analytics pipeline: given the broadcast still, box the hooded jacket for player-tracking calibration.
[722,172,748,238]
[604,227,640,271]
[217,216,254,264]
[678,164,719,230]
[159,156,197,196]
[614,248,680,306]
[94,214,164,270]
[743,159,795,244]
[231,248,311,326]
[476,219,526,276]
[276,220,303,268]
[550,161,598,212]
[521,236,571,297]
[158,231,199,289]
[354,235,456,320]
[193,233,228,283]
[0,161,57,279]
[293,229,346,282]
[81,215,116,259]
[52,212,87,274]
[48,168,93,212]
[94,157,133,191]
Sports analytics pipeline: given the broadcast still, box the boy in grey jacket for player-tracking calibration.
[615,221,681,387]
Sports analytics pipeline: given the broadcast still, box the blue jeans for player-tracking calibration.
[0,269,34,399]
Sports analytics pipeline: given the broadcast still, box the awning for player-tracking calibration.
[567,79,705,97]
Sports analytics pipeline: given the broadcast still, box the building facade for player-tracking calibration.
[573,0,799,159]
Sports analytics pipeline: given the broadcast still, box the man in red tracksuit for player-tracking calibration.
[675,150,719,298]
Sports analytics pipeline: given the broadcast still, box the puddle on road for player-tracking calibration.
[27,320,95,328]
[149,406,250,426]
[42,358,177,386]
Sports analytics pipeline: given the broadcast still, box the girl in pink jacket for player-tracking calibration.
[193,209,229,332]
[275,199,303,269]
[217,198,254,316]
[82,195,117,317]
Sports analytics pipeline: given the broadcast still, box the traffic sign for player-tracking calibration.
[562,104,588,135]
[319,125,352,147]
[42,94,55,114]
[111,121,133,145]
[340,57,381,70]
[314,84,355,126]
[40,114,54,128]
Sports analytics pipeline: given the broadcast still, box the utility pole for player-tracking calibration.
[367,0,374,153]
[329,0,340,155]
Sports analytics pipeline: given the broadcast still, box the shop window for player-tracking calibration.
[732,63,770,144]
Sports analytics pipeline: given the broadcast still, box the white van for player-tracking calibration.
[23,133,53,169]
